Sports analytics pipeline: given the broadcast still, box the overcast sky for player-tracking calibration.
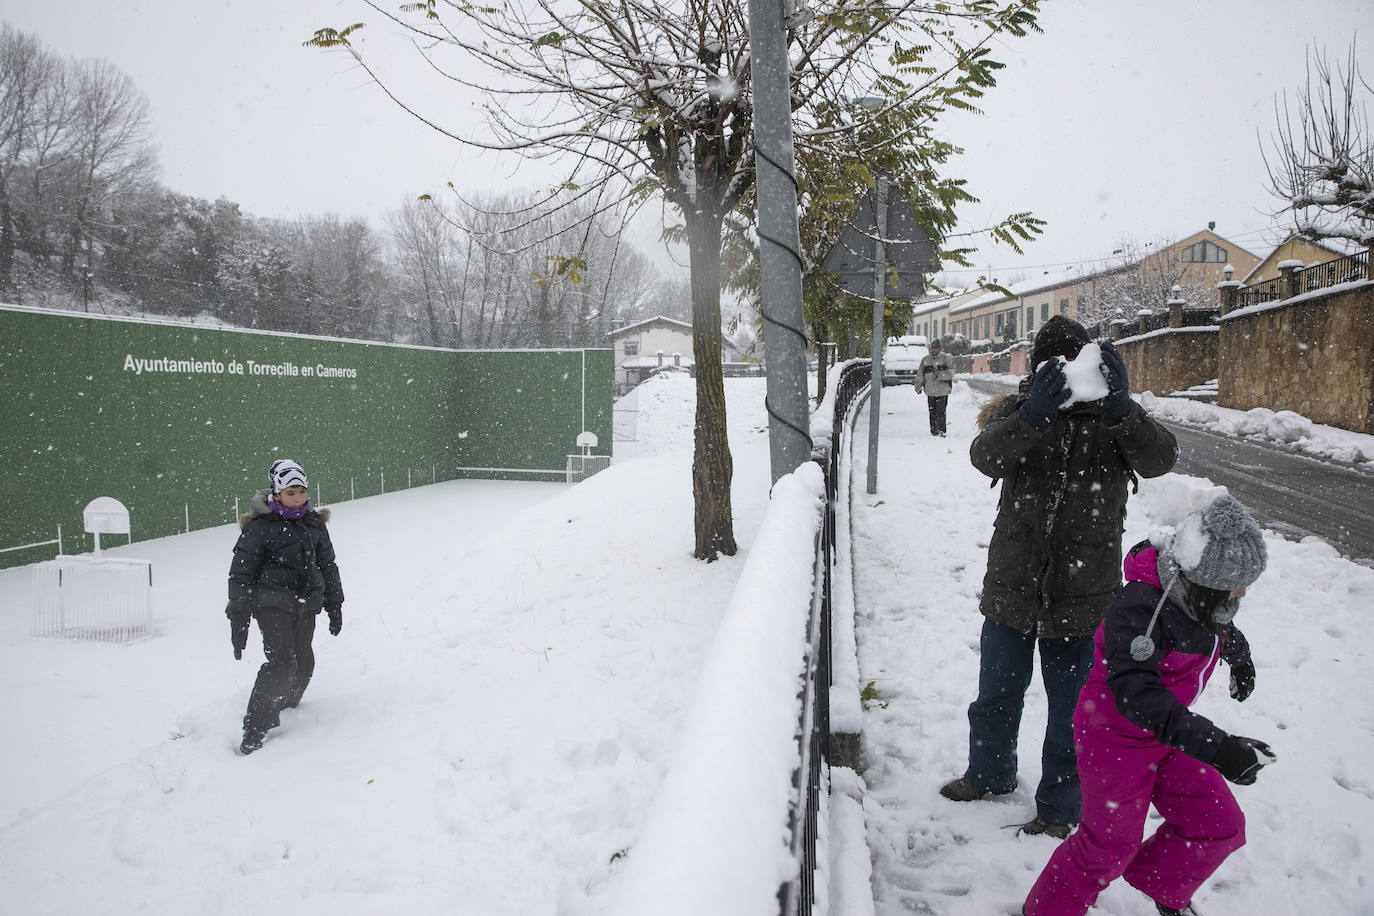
[3,0,1369,287]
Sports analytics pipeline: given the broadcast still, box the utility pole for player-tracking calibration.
[748,0,812,486]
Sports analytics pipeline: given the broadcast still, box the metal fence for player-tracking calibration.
[1235,275,1287,310]
[1301,249,1369,291]
[780,360,871,916]
[1236,249,1369,310]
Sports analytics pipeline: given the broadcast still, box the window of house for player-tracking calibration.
[941,317,946,337]
[995,313,1004,332]
[623,340,640,356]
[1076,296,1086,315]
[1041,302,1049,321]
[1182,240,1227,263]
[1026,308,1035,332]
[984,316,991,338]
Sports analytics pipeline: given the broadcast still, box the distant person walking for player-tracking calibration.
[1024,495,1273,916]
[915,338,956,436]
[940,315,1178,837]
[226,459,345,755]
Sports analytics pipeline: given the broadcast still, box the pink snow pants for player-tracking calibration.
[1024,715,1245,915]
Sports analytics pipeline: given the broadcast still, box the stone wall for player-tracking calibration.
[1114,327,1219,397]
[1219,282,1374,434]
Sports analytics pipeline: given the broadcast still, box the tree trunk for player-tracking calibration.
[814,322,829,405]
[685,202,737,561]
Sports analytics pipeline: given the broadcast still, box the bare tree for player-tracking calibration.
[307,0,1042,558]
[1081,238,1216,329]
[0,25,69,297]
[57,57,159,308]
[1265,40,1373,246]
[390,197,466,346]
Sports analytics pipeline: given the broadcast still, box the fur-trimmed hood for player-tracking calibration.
[239,488,331,528]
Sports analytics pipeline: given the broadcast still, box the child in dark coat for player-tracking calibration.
[1024,494,1272,916]
[227,459,344,755]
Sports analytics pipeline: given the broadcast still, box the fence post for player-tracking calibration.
[1278,260,1303,299]
[1216,281,1241,316]
[1167,285,1186,328]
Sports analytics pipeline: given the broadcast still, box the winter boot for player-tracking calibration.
[1017,816,1070,839]
[240,732,265,755]
[1155,903,1200,916]
[939,776,1013,802]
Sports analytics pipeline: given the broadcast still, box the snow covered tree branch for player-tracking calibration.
[1264,40,1373,246]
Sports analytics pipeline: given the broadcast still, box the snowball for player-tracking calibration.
[1171,511,1208,571]
[1046,342,1109,408]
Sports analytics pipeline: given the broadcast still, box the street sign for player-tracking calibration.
[822,183,938,299]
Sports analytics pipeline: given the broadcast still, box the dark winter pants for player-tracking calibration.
[1024,715,1245,915]
[962,618,1094,826]
[926,394,948,436]
[243,609,317,738]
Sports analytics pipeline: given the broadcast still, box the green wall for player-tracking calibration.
[0,305,612,568]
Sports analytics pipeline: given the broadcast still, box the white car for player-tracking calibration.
[881,335,928,386]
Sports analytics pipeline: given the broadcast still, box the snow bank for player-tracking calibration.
[606,463,825,916]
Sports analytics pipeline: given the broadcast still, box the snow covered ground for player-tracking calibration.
[1,372,1372,915]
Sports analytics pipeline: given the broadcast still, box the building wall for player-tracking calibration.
[0,306,613,567]
[633,327,694,363]
[1219,283,1374,433]
[1114,327,1219,397]
[1243,237,1345,285]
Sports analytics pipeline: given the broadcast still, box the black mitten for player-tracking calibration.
[1211,735,1273,785]
[1098,341,1133,424]
[1229,662,1256,702]
[1020,359,1070,431]
[327,608,342,636]
[230,616,250,660]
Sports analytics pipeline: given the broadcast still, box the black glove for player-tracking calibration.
[327,608,342,636]
[230,615,250,660]
[1019,359,1070,432]
[1098,341,1132,424]
[1229,662,1256,702]
[1211,735,1273,785]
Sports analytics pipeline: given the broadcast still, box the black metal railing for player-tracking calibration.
[780,360,870,916]
[1300,249,1369,291]
[1234,249,1369,310]
[1234,276,1285,310]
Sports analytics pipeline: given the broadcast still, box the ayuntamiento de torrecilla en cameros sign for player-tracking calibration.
[122,355,359,379]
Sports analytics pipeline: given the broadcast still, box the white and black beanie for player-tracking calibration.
[268,459,309,493]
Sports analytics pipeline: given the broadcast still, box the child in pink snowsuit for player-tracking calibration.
[1025,495,1273,916]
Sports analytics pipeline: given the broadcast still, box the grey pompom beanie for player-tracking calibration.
[1157,494,1267,597]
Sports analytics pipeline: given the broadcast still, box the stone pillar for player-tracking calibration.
[1137,309,1152,336]
[1215,280,1242,316]
[1277,260,1304,300]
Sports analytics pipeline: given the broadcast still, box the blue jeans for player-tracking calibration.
[964,618,1095,825]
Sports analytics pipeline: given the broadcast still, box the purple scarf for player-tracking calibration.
[269,497,311,520]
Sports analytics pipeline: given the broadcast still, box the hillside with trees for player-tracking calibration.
[0,22,687,347]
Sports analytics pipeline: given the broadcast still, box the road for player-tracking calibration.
[962,377,1374,564]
